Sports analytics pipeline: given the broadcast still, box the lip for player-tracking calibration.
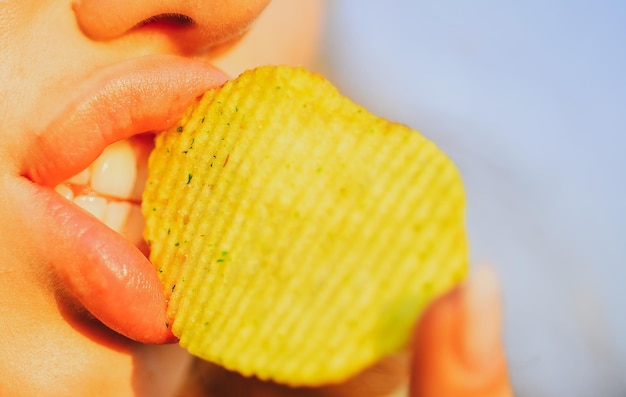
[17,54,228,344]
[25,54,228,186]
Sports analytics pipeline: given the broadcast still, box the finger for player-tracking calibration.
[410,266,513,397]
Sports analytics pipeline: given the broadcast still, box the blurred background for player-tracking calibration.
[320,1,626,396]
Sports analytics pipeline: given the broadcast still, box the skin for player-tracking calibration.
[0,1,512,396]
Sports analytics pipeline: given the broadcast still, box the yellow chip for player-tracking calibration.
[142,65,468,386]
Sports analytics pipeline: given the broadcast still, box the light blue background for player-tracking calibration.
[322,2,626,396]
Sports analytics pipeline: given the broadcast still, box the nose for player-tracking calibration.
[72,0,271,52]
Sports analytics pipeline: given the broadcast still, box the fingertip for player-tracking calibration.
[410,265,513,397]
[460,265,503,370]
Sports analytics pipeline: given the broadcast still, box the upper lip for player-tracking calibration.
[24,54,228,187]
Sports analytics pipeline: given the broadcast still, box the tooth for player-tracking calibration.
[54,184,74,200]
[130,139,152,201]
[74,195,107,219]
[104,201,132,234]
[91,140,137,199]
[66,168,90,185]
[121,204,146,247]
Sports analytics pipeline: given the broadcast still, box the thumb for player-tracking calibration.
[410,266,513,397]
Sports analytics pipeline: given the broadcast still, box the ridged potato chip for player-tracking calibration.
[142,65,468,386]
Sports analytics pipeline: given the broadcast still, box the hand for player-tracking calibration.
[177,266,513,397]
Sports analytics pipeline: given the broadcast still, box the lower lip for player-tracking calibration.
[19,54,228,343]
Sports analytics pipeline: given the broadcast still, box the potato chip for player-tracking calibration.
[142,65,468,386]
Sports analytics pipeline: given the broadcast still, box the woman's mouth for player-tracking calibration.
[15,54,228,344]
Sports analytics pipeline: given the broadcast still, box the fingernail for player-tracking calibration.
[460,265,502,370]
